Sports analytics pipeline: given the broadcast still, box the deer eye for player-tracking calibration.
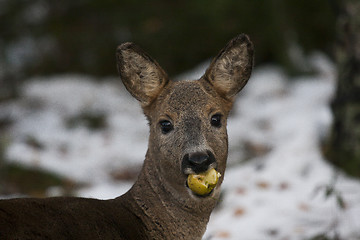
[210,114,222,128]
[159,120,173,134]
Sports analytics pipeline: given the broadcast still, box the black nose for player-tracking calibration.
[182,151,216,174]
[189,152,209,165]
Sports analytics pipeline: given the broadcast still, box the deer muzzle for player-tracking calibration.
[181,150,221,196]
[182,151,217,174]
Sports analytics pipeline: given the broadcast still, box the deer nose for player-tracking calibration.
[188,152,209,166]
[182,151,216,174]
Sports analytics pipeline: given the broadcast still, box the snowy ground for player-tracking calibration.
[1,52,360,239]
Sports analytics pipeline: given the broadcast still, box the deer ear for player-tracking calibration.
[116,42,169,106]
[203,34,254,99]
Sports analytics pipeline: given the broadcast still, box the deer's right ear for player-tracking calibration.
[116,43,169,106]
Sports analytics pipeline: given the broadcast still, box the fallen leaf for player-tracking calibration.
[236,187,247,195]
[278,181,290,191]
[216,231,231,238]
[298,202,311,212]
[234,207,246,217]
[256,181,270,189]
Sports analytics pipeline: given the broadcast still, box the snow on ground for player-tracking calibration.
[1,53,360,239]
[2,75,148,190]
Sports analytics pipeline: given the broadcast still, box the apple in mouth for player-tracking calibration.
[187,168,221,196]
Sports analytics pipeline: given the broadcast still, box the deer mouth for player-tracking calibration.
[181,150,219,197]
[185,168,221,197]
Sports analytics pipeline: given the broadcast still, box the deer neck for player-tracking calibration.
[121,150,217,239]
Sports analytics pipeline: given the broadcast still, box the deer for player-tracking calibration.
[0,34,253,240]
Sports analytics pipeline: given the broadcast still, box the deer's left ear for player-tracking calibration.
[203,34,254,99]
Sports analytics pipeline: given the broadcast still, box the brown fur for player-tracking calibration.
[0,34,254,240]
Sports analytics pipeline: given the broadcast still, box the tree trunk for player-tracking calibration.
[326,0,360,177]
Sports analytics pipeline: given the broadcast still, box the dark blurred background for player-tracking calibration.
[0,0,336,100]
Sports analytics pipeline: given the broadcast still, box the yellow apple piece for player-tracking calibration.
[187,168,221,195]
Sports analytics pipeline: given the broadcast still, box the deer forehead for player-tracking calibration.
[156,80,225,117]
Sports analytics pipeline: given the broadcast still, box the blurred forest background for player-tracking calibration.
[0,0,344,203]
[0,0,336,100]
